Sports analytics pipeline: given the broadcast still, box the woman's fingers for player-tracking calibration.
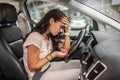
[60,17,70,28]
[61,48,68,54]
[55,51,67,58]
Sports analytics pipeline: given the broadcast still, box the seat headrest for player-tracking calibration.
[0,3,17,24]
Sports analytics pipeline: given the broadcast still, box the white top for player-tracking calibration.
[23,32,53,80]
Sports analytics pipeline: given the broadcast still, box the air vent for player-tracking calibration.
[81,52,94,70]
[85,61,107,80]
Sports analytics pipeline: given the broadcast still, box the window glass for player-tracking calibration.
[78,0,120,33]
[79,0,120,23]
[26,1,93,36]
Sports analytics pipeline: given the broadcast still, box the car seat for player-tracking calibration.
[0,3,28,80]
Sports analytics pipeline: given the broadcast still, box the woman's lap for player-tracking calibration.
[50,59,81,71]
[41,68,80,80]
[40,60,81,80]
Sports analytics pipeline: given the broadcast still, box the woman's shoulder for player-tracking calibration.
[30,31,41,36]
[28,32,42,38]
[25,32,43,42]
[23,32,43,47]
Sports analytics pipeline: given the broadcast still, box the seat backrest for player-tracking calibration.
[0,3,28,80]
[0,3,25,60]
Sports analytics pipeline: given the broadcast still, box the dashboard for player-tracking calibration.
[79,31,120,80]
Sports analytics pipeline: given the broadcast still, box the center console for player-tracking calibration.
[80,52,107,80]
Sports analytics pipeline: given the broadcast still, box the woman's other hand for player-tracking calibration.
[61,48,68,55]
[51,51,67,58]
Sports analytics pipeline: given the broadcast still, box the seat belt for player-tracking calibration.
[32,65,51,80]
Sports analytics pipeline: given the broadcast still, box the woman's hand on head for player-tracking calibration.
[60,17,70,31]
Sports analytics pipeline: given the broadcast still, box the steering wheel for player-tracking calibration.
[64,29,86,63]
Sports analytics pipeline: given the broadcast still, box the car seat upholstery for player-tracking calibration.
[0,3,28,80]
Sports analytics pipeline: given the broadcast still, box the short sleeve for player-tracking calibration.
[23,32,42,49]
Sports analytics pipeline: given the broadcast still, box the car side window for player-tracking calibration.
[26,1,93,37]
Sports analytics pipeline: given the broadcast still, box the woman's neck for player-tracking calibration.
[42,32,49,40]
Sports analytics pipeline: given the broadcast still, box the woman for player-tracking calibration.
[23,9,81,80]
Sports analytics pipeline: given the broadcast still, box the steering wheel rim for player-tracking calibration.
[64,29,86,63]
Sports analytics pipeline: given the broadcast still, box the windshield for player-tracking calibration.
[26,0,120,23]
[78,0,120,23]
[26,0,120,34]
[26,0,92,36]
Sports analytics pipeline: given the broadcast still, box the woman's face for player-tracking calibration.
[49,18,63,36]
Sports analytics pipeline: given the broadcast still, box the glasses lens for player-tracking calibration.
[60,26,65,32]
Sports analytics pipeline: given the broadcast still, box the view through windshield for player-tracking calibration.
[26,0,120,34]
[78,0,120,23]
[26,0,92,36]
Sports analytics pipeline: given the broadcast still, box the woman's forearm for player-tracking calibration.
[28,53,56,72]
[27,45,56,72]
[63,28,70,51]
[63,34,70,51]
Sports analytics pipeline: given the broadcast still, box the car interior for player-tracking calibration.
[0,3,28,80]
[0,0,120,80]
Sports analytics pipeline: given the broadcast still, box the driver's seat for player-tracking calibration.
[0,3,28,80]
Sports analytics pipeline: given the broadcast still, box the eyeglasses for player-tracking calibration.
[60,26,65,29]
[60,26,65,32]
